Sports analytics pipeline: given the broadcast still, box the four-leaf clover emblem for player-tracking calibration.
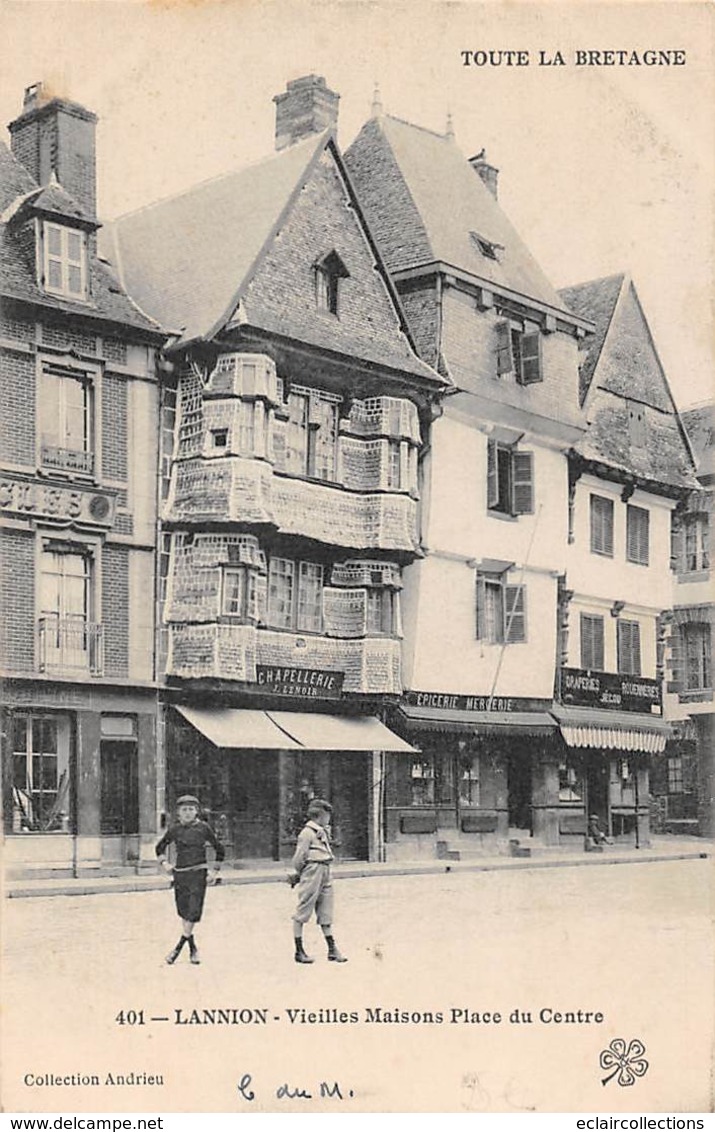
[600,1038,649,1087]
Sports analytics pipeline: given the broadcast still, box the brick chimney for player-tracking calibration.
[469,150,499,200]
[273,75,339,151]
[8,83,98,217]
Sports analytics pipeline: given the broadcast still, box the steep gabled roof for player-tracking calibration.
[0,139,160,335]
[102,130,444,384]
[345,115,573,315]
[559,273,699,491]
[682,403,714,482]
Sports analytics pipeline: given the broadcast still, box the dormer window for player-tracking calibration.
[470,231,502,261]
[42,222,87,299]
[314,250,349,316]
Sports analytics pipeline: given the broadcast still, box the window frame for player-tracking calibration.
[38,362,96,476]
[487,440,534,517]
[626,504,650,566]
[580,612,605,671]
[495,319,543,385]
[42,221,88,300]
[9,713,73,834]
[266,556,324,633]
[682,623,712,692]
[476,573,527,644]
[283,389,339,482]
[617,618,642,677]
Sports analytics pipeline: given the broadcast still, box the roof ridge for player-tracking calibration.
[382,113,451,143]
[111,130,329,223]
[559,271,627,294]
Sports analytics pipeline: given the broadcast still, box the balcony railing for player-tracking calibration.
[41,445,95,475]
[37,618,104,676]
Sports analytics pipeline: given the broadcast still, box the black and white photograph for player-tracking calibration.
[1,0,713,1118]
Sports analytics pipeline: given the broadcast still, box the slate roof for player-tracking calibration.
[558,273,699,490]
[681,403,714,481]
[102,131,442,383]
[0,140,161,335]
[345,115,576,316]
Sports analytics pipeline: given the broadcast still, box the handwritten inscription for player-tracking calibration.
[237,1073,353,1103]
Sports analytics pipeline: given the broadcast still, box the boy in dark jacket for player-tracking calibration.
[156,795,224,965]
[287,798,347,965]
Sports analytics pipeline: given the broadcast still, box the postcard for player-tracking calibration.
[1,0,713,1117]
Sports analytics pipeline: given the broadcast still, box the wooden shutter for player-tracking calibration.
[590,495,614,555]
[580,613,604,670]
[495,321,513,375]
[618,619,641,676]
[487,441,499,509]
[512,451,534,514]
[505,584,526,643]
[518,332,542,385]
[475,574,486,640]
[670,511,685,573]
[626,506,649,565]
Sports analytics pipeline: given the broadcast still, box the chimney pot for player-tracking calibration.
[469,151,499,200]
[273,74,339,151]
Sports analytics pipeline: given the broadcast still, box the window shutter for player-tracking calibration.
[590,495,614,556]
[518,332,542,385]
[495,321,513,375]
[627,506,649,565]
[475,574,486,640]
[580,614,604,670]
[618,620,641,676]
[670,512,685,572]
[512,451,534,514]
[505,584,526,643]
[487,441,498,509]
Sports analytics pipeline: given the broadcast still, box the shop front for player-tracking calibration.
[2,679,159,878]
[385,692,558,859]
[164,700,416,863]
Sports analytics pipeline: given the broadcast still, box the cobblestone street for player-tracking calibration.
[2,858,712,1113]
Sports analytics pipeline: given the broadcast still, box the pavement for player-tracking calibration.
[4,833,711,898]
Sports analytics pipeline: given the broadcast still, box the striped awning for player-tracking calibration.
[397,704,556,735]
[551,706,671,754]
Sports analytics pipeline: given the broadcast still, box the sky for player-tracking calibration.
[2,0,713,409]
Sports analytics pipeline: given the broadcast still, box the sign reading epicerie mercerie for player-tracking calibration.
[560,668,661,714]
[255,666,345,699]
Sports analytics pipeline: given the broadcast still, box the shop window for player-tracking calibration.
[284,390,339,481]
[458,751,480,806]
[609,758,635,809]
[495,321,542,384]
[409,756,435,806]
[667,756,683,794]
[617,619,641,676]
[580,613,605,671]
[590,494,614,557]
[39,364,95,475]
[487,440,534,515]
[558,761,583,803]
[38,544,102,675]
[683,624,712,691]
[267,557,323,632]
[476,575,527,644]
[10,714,72,833]
[626,505,650,566]
[42,222,87,299]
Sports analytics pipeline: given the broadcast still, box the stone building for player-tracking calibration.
[1,85,164,877]
[660,401,714,836]
[103,76,446,861]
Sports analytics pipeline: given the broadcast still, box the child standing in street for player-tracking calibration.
[156,795,225,966]
[287,798,347,965]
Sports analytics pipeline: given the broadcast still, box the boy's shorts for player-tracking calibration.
[293,862,334,925]
[173,869,208,922]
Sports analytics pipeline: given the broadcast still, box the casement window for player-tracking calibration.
[458,752,480,806]
[386,441,402,491]
[617,619,641,676]
[221,566,264,623]
[283,390,339,481]
[267,558,323,632]
[626,505,650,565]
[673,512,711,573]
[476,574,527,644]
[627,401,648,449]
[38,364,94,474]
[495,320,542,384]
[10,714,72,833]
[365,588,397,636]
[683,624,712,691]
[211,428,228,450]
[590,494,614,556]
[470,231,501,261]
[42,222,87,299]
[314,250,349,316]
[667,756,683,794]
[487,440,534,516]
[580,613,605,671]
[38,545,101,674]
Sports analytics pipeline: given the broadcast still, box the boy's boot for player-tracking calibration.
[325,935,348,963]
[294,937,314,964]
[188,936,200,965]
[165,936,186,965]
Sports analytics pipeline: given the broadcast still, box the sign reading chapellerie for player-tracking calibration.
[404,690,551,713]
[559,668,661,714]
[255,666,345,699]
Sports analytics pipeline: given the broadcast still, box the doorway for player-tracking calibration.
[330,752,369,860]
[228,752,279,859]
[507,754,532,833]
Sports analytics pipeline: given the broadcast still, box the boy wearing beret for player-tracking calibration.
[156,795,225,965]
[287,798,347,965]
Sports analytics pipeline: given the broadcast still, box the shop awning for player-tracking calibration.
[551,706,671,754]
[175,705,417,752]
[397,704,556,735]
